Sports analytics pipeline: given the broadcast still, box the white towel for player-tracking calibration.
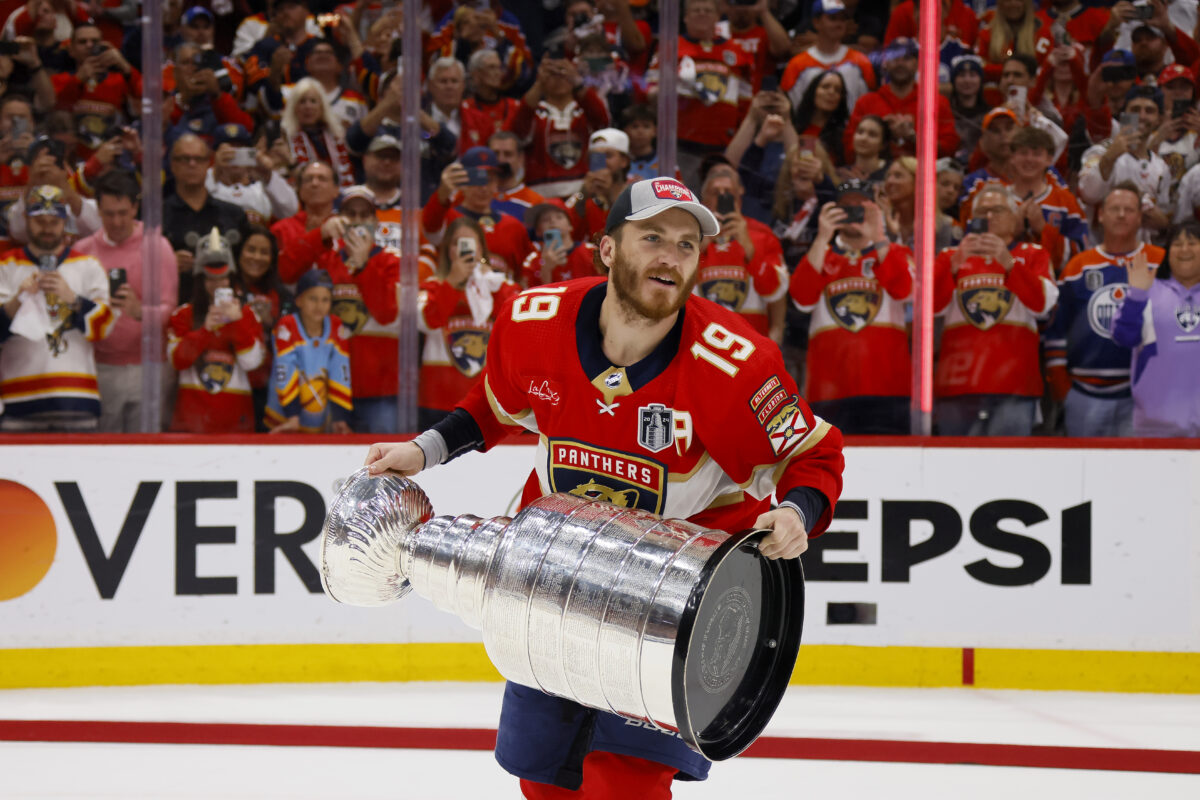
[8,290,53,342]
[465,265,508,327]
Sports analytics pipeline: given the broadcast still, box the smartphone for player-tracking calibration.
[1173,99,1193,119]
[588,149,608,172]
[840,204,865,224]
[1101,64,1137,83]
[1007,85,1028,115]
[108,267,127,298]
[797,134,817,158]
[966,217,989,235]
[543,228,563,251]
[1119,111,1140,135]
[1132,2,1154,20]
[457,237,477,259]
[231,147,258,167]
[10,116,27,137]
[716,192,736,216]
[214,287,234,306]
[760,74,780,94]
[0,41,20,56]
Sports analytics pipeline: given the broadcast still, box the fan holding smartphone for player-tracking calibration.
[523,203,597,287]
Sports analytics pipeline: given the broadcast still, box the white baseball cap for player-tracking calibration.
[605,177,720,237]
[589,128,630,156]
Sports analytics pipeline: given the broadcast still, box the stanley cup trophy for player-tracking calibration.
[320,468,805,760]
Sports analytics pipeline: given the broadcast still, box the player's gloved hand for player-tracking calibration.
[753,505,809,560]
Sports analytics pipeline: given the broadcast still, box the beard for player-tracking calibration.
[31,230,62,252]
[608,240,697,323]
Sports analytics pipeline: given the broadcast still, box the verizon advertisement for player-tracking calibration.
[1,444,1197,652]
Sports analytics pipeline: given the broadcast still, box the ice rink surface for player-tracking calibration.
[2,682,1199,799]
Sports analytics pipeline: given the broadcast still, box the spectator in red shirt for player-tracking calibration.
[52,22,141,160]
[166,41,253,149]
[521,202,599,287]
[278,185,401,433]
[885,0,980,49]
[423,146,533,279]
[416,215,519,430]
[933,184,1058,435]
[460,49,522,152]
[565,127,631,245]
[846,37,959,159]
[721,0,792,91]
[273,161,339,268]
[513,53,611,199]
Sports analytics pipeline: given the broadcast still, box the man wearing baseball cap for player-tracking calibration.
[0,185,115,432]
[780,0,878,111]
[423,146,532,277]
[564,127,633,242]
[959,107,1019,222]
[361,177,845,796]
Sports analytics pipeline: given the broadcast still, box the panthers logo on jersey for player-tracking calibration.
[196,349,235,393]
[546,129,582,169]
[1176,296,1200,333]
[446,324,490,377]
[957,273,1013,330]
[826,276,881,332]
[548,439,666,514]
[332,283,368,335]
[700,276,748,312]
[696,69,730,106]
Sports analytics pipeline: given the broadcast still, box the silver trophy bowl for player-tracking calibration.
[320,468,804,760]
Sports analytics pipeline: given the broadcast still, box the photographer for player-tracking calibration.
[1098,0,1200,83]
[696,166,788,343]
[416,216,519,430]
[49,23,140,160]
[0,36,52,114]
[565,127,630,243]
[932,184,1057,436]
[166,41,253,146]
[277,186,401,433]
[726,83,799,224]
[205,124,299,228]
[5,136,100,245]
[1078,87,1172,235]
[520,203,598,288]
[788,179,913,435]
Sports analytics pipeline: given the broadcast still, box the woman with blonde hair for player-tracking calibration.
[877,156,958,252]
[281,76,356,188]
[771,142,838,266]
[975,0,1054,85]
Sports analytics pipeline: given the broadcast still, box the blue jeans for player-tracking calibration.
[353,396,398,434]
[1064,388,1133,437]
[936,394,1037,436]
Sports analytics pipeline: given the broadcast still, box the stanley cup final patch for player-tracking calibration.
[638,403,674,453]
[749,375,808,455]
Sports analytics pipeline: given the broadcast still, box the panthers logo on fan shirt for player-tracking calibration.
[699,263,749,313]
[826,276,881,332]
[957,273,1013,329]
[197,350,235,393]
[332,283,369,335]
[446,321,490,377]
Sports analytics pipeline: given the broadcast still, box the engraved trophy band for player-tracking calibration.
[320,468,804,760]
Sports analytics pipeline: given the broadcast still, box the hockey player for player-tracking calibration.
[361,177,845,799]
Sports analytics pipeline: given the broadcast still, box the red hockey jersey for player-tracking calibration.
[790,241,914,403]
[457,278,845,536]
[512,89,611,198]
[693,217,787,337]
[647,36,754,148]
[933,242,1058,398]
[416,275,520,411]
[167,303,266,433]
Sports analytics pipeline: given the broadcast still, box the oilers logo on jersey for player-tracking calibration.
[548,439,666,514]
[1086,283,1128,339]
[1176,297,1200,333]
[957,273,1013,329]
[826,276,881,332]
[638,403,674,453]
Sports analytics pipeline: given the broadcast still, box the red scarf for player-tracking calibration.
[290,129,356,188]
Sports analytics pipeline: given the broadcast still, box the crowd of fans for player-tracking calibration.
[0,0,1197,438]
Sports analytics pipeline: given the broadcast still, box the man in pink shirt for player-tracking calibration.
[74,169,178,432]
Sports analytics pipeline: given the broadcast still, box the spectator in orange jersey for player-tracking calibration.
[1007,126,1089,275]
[789,179,913,434]
[782,0,877,112]
[934,184,1058,436]
[416,216,519,431]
